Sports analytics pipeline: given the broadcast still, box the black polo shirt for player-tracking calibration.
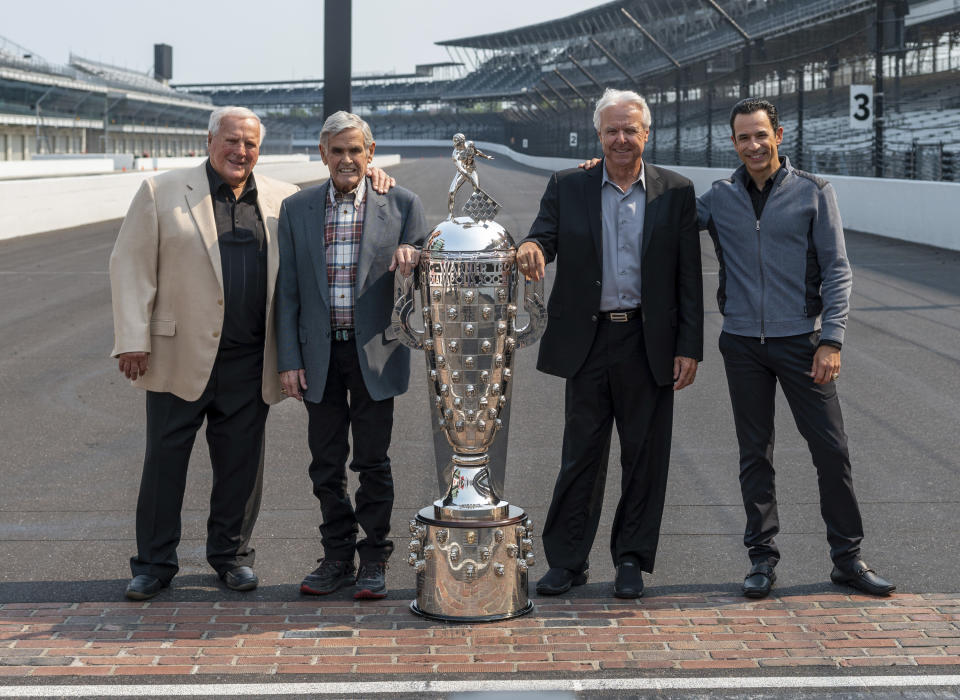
[205,159,267,351]
[745,162,785,220]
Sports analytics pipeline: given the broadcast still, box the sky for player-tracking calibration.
[3,0,606,84]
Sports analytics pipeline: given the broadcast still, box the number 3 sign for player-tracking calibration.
[850,85,874,129]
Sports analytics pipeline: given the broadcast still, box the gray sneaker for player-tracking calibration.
[300,559,355,595]
[354,561,388,599]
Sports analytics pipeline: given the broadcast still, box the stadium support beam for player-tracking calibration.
[533,86,560,113]
[706,86,713,167]
[553,69,590,106]
[675,73,682,165]
[589,37,639,87]
[874,0,885,177]
[702,0,753,97]
[508,102,535,123]
[620,8,681,69]
[566,53,604,93]
[516,94,539,119]
[541,78,571,109]
[324,0,351,119]
[703,0,751,41]
[797,65,805,170]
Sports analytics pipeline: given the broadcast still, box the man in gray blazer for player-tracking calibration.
[275,111,427,600]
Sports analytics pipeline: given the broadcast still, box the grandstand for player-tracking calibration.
[0,36,212,160]
[178,0,960,182]
[3,1,959,181]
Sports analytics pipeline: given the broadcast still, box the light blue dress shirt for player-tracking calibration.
[599,163,646,312]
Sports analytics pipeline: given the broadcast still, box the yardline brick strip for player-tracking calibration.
[0,593,958,676]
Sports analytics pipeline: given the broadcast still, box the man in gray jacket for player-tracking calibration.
[275,111,427,600]
[697,98,894,598]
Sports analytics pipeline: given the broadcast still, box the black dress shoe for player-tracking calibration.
[536,566,589,595]
[125,574,167,601]
[221,565,259,592]
[831,559,895,596]
[614,562,644,599]
[742,563,776,599]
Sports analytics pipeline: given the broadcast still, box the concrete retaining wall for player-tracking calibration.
[0,155,399,241]
[0,159,115,180]
[378,140,960,253]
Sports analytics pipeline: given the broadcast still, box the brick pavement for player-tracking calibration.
[1,593,959,677]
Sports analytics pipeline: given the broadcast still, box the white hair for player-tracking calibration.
[593,88,652,132]
[208,106,265,144]
[319,111,374,150]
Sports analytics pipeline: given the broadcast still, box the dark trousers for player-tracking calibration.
[305,340,395,563]
[131,346,268,583]
[541,317,675,574]
[718,331,864,568]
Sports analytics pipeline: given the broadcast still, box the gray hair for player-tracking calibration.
[208,106,265,144]
[319,111,374,150]
[593,88,652,132]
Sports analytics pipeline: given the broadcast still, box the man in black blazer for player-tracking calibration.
[517,88,703,598]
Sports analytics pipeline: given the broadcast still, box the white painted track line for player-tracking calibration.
[1,675,960,696]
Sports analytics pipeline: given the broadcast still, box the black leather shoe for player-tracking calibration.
[614,562,644,599]
[354,561,388,600]
[221,565,259,592]
[300,559,356,595]
[742,563,776,599]
[125,575,167,601]
[536,566,589,595]
[831,559,895,596]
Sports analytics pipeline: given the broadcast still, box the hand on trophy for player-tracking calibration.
[389,244,420,277]
[516,241,545,282]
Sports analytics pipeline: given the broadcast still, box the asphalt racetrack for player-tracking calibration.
[1,148,959,605]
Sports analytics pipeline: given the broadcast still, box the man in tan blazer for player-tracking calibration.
[110,106,298,600]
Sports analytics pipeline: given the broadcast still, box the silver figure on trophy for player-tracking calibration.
[392,135,547,621]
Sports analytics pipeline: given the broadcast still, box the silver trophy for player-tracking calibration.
[392,135,547,621]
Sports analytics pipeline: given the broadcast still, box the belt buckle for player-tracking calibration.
[608,311,629,322]
[335,329,350,342]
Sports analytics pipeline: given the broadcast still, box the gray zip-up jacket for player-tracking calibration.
[697,156,851,345]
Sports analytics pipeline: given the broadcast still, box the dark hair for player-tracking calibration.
[729,98,779,134]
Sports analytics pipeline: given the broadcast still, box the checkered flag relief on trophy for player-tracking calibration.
[462,189,501,222]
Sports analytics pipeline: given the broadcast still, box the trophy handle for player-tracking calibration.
[392,268,424,350]
[513,276,547,350]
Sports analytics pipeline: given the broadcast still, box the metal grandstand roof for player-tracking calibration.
[437,0,873,50]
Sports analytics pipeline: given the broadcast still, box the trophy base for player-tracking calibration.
[407,505,535,622]
[409,599,533,623]
[434,498,509,521]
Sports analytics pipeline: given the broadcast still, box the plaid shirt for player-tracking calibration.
[324,178,367,329]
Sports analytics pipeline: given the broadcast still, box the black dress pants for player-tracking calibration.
[304,340,395,563]
[131,346,268,583]
[718,331,864,568]
[541,317,675,574]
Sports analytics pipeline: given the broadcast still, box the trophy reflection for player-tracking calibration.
[392,135,546,621]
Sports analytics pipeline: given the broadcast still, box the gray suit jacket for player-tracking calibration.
[275,177,428,402]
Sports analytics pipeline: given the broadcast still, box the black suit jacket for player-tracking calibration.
[523,159,703,386]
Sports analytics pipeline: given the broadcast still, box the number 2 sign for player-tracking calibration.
[850,85,874,129]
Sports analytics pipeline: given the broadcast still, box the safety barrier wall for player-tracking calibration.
[0,155,399,241]
[0,159,115,180]
[379,140,960,253]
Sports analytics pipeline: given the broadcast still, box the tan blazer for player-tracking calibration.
[109,162,299,403]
